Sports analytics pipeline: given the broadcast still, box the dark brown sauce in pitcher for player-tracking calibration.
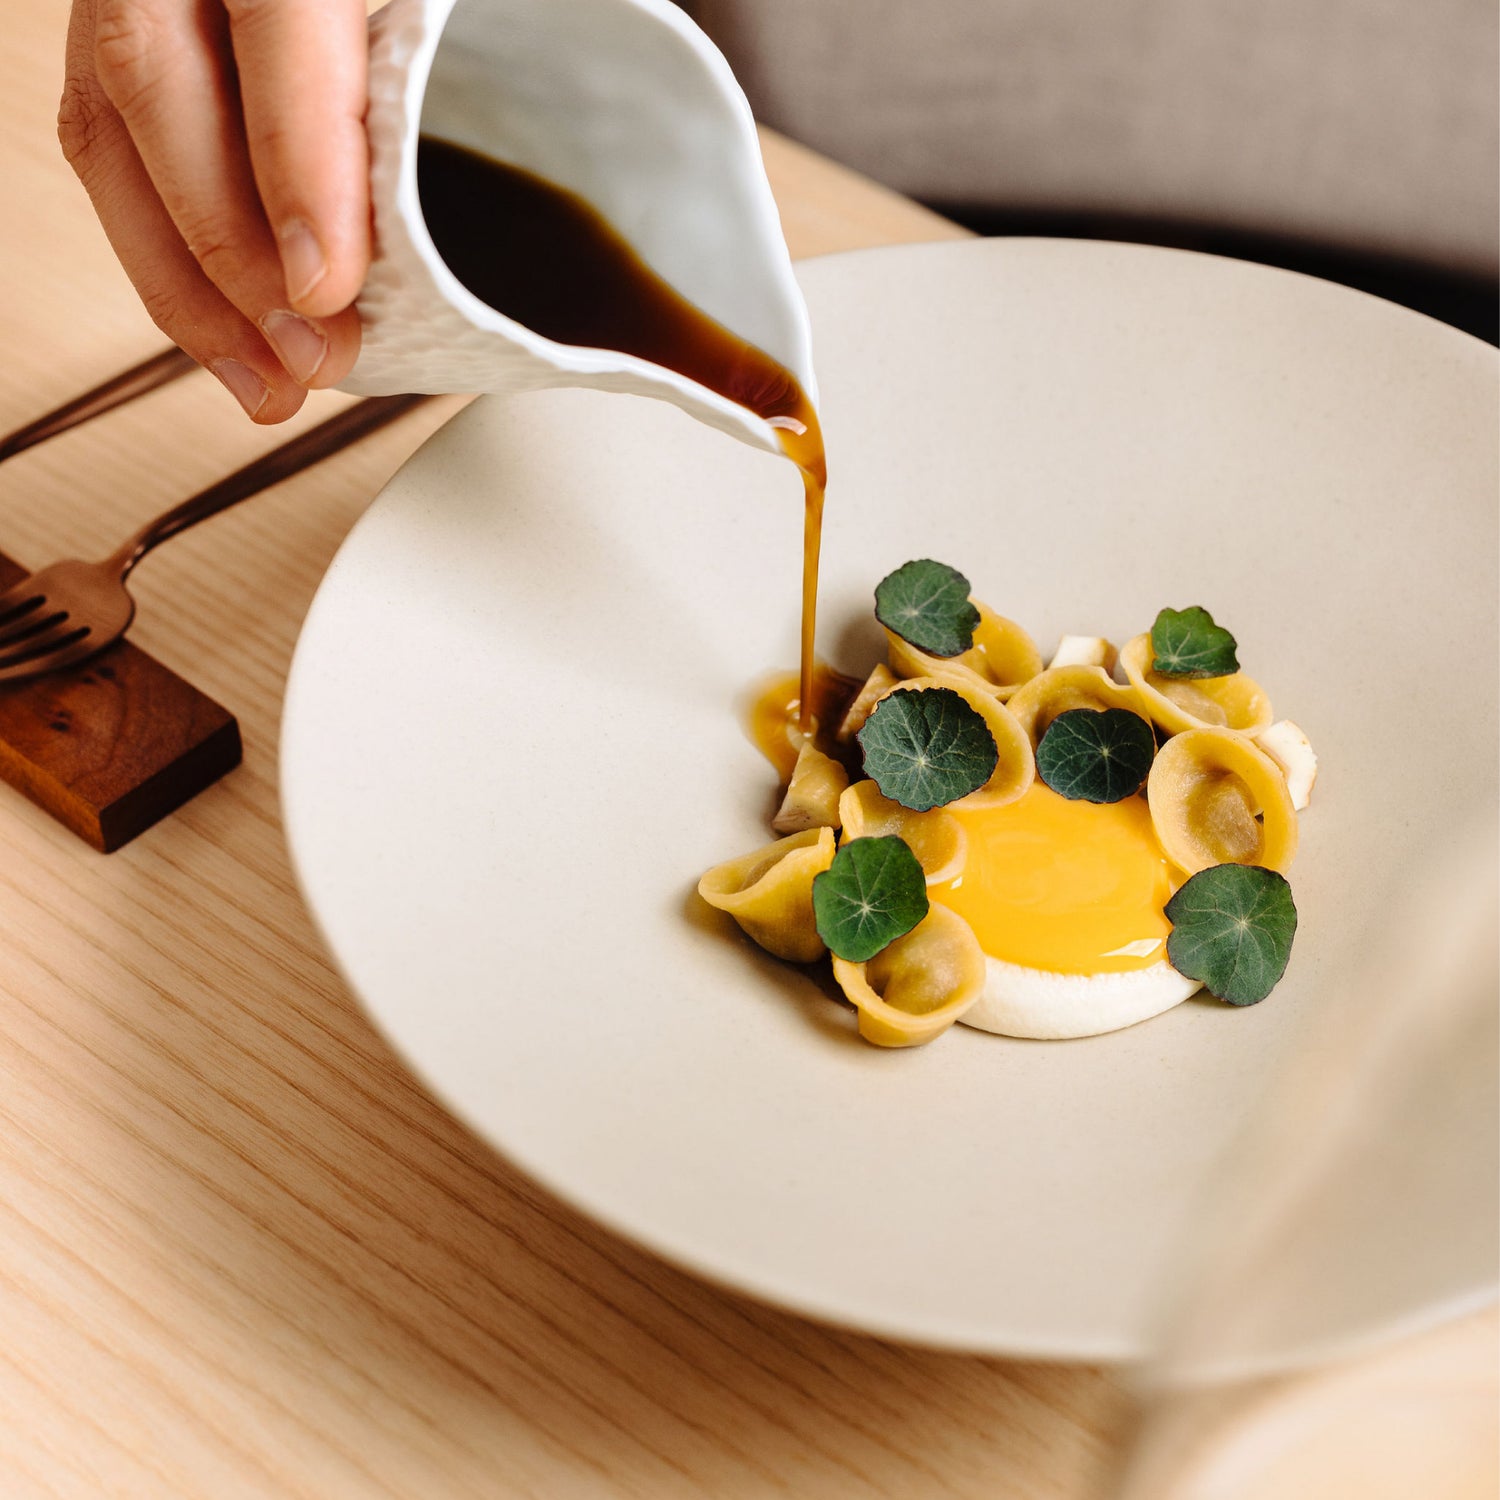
[416,135,826,731]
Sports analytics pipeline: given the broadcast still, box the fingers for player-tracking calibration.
[89,0,363,392]
[60,0,371,419]
[224,0,371,319]
[60,0,306,421]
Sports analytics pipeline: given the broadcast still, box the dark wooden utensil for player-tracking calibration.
[0,392,430,683]
[0,352,431,849]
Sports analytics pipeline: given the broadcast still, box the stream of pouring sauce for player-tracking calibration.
[417,136,826,731]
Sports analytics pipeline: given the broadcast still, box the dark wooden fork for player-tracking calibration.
[0,388,430,682]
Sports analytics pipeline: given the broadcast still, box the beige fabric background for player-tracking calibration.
[685,0,1498,276]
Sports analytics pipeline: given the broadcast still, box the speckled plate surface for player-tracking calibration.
[283,240,1497,1359]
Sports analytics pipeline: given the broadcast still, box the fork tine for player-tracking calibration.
[0,633,104,684]
[0,606,66,652]
[0,621,89,673]
[0,635,98,684]
[0,589,44,630]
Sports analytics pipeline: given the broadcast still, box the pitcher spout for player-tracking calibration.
[343,0,816,460]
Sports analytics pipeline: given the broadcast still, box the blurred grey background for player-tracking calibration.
[682,0,1499,341]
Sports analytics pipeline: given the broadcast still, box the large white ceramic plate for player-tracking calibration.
[283,241,1498,1359]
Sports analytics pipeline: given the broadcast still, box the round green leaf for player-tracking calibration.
[856,686,998,811]
[1150,605,1240,679]
[1165,864,1298,1006]
[1035,708,1156,803]
[873,559,980,657]
[812,836,929,962]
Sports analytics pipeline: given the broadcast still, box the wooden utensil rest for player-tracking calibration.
[0,350,425,853]
[0,350,239,851]
[0,545,240,852]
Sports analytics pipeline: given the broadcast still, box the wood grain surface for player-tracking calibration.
[4,4,1485,1498]
[0,7,1123,1496]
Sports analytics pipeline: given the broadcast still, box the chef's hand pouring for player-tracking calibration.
[58,0,370,422]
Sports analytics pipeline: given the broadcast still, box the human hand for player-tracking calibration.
[58,0,371,422]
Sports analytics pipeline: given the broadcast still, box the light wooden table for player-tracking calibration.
[10,4,1490,1497]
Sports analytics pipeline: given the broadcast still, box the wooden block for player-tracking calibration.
[0,549,241,852]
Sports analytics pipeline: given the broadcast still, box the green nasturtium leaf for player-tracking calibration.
[1035,708,1157,804]
[873,559,981,657]
[1150,606,1240,679]
[856,686,998,811]
[1165,864,1298,1006]
[812,836,930,962]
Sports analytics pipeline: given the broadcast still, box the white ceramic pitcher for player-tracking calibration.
[342,0,816,458]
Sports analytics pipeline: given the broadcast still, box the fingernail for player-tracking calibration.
[210,358,270,418]
[261,309,328,385]
[278,218,327,305]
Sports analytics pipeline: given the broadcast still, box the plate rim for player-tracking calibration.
[284,236,1499,1361]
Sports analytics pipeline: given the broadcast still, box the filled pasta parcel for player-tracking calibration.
[701,568,1312,1048]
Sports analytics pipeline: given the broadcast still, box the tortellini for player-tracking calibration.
[885,601,1043,700]
[885,676,1035,810]
[831,905,987,1047]
[697,827,836,962]
[835,662,899,742]
[772,741,849,834]
[838,779,967,885]
[1005,664,1148,748]
[1120,633,1273,737]
[1147,728,1298,874]
[710,575,1310,1051]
